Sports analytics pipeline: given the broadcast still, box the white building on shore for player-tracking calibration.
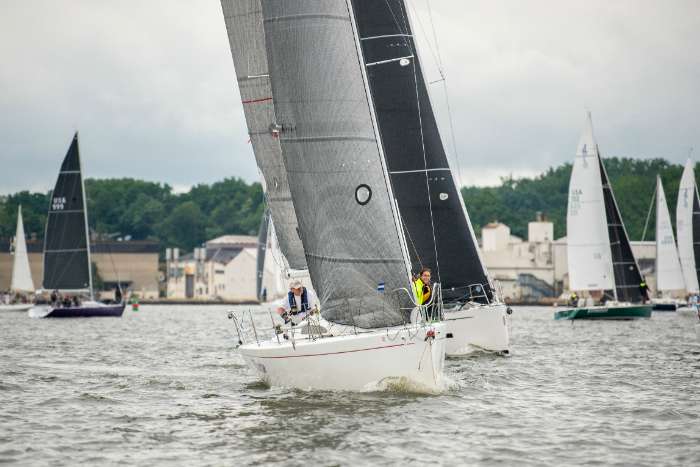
[479,215,657,302]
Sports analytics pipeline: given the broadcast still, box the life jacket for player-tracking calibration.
[412,278,431,305]
[288,288,310,313]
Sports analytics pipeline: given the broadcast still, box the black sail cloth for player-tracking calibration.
[43,134,91,291]
[598,157,645,303]
[350,0,492,303]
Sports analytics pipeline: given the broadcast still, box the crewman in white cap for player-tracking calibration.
[276,279,319,323]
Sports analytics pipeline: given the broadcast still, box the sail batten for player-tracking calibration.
[220,0,307,270]
[349,0,493,303]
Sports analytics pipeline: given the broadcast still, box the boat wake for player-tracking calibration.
[361,375,456,395]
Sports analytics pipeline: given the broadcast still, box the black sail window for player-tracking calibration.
[355,184,372,205]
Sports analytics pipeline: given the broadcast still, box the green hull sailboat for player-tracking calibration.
[558,113,650,321]
[554,304,652,320]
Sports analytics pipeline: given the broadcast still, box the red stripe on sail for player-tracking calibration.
[242,97,273,104]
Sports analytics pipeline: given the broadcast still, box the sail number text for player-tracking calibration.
[52,196,66,210]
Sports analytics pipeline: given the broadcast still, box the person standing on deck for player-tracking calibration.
[639,279,649,304]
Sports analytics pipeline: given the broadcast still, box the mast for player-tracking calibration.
[77,132,94,299]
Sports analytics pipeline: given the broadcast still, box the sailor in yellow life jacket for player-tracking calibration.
[412,267,432,305]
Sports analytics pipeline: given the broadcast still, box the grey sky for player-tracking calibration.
[1,0,698,195]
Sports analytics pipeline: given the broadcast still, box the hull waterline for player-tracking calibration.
[29,303,125,318]
[238,323,447,392]
[554,304,652,320]
[443,303,510,355]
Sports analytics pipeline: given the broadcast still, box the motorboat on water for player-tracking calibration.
[28,133,125,319]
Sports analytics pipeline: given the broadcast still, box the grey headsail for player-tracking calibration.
[220,0,307,270]
[349,0,492,303]
[598,157,645,302]
[42,133,92,292]
[260,0,412,328]
[256,208,270,302]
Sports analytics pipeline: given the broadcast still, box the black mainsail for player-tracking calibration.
[260,0,413,328]
[598,157,645,302]
[349,0,492,303]
[42,133,93,292]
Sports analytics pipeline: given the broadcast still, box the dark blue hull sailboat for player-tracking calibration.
[29,133,125,318]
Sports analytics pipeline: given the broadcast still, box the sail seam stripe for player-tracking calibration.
[49,210,84,214]
[305,253,404,264]
[390,168,450,174]
[284,136,375,143]
[59,170,81,174]
[45,248,87,253]
[238,74,269,82]
[242,97,272,104]
[263,14,348,24]
[360,33,412,41]
[366,55,414,67]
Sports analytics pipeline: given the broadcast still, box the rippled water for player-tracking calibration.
[1,305,699,466]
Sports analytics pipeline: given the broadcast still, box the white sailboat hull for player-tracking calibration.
[0,303,33,312]
[443,303,510,355]
[239,323,446,392]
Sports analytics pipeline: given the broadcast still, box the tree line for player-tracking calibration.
[0,177,264,253]
[0,157,691,254]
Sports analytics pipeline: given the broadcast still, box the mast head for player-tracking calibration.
[576,111,599,158]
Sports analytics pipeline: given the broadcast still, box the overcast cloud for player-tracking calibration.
[1,0,698,194]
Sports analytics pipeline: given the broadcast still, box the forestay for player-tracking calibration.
[220,0,307,270]
[349,0,492,303]
[10,206,35,293]
[260,0,412,328]
[42,134,92,292]
[567,113,615,292]
[676,159,700,293]
[655,176,685,292]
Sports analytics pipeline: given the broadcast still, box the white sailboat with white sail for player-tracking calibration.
[556,112,652,320]
[650,175,686,311]
[0,206,35,312]
[675,158,700,317]
[221,0,446,391]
